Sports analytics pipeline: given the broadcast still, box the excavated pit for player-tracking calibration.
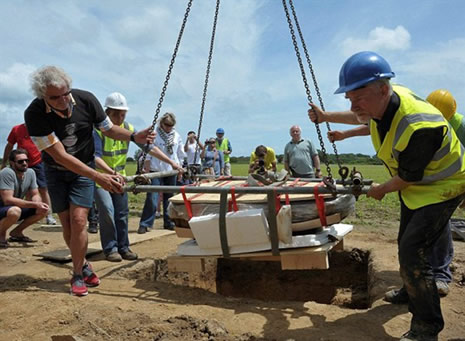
[152,248,373,309]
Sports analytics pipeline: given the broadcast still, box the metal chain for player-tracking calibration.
[288,0,343,171]
[193,0,221,168]
[138,0,194,174]
[281,0,333,179]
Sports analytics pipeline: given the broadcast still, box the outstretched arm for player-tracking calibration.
[308,103,361,125]
[328,125,370,142]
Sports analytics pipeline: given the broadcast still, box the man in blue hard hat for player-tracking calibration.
[215,128,232,176]
[308,51,465,341]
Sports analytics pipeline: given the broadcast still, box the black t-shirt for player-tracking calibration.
[24,89,107,167]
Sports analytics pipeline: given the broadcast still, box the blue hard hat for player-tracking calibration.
[334,51,395,94]
[216,128,225,134]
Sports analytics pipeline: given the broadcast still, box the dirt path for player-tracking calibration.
[1,218,464,341]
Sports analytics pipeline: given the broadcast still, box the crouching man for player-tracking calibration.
[0,149,49,247]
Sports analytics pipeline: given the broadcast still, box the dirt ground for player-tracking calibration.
[1,217,465,341]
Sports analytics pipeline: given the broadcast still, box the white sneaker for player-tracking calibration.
[46,215,57,225]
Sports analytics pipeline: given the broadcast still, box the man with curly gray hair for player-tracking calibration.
[24,65,155,296]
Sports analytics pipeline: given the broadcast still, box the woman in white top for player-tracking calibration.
[138,113,185,233]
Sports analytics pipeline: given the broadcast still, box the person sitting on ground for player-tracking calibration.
[284,125,322,178]
[201,137,224,176]
[248,145,277,174]
[2,123,56,225]
[0,149,49,248]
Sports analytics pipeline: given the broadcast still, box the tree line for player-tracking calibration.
[229,151,382,165]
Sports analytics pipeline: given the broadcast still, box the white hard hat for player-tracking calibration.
[104,92,129,110]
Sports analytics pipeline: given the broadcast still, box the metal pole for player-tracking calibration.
[124,170,180,184]
[194,174,373,186]
[124,184,369,195]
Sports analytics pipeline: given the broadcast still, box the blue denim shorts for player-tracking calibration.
[0,206,36,220]
[45,166,95,213]
[31,162,47,188]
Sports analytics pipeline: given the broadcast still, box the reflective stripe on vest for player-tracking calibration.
[449,112,465,145]
[96,121,134,177]
[370,85,465,209]
[216,138,230,163]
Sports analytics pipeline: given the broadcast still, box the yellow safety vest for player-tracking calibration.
[370,85,465,209]
[96,122,134,177]
[215,138,230,163]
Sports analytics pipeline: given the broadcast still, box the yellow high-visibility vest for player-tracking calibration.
[96,121,134,177]
[370,85,465,209]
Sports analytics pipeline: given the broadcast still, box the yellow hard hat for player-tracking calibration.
[426,89,457,121]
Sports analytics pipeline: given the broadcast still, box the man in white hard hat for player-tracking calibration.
[94,92,182,262]
[24,66,155,296]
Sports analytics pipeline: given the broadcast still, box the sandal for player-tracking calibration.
[8,235,37,243]
[0,240,9,248]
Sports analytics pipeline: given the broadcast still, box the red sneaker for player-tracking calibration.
[82,262,100,287]
[70,275,88,296]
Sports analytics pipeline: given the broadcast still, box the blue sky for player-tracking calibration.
[1,0,465,159]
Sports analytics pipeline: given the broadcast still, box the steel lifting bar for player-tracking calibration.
[124,184,369,196]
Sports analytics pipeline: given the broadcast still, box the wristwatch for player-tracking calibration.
[130,132,135,142]
[316,168,321,172]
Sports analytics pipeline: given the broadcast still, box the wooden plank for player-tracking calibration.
[332,239,344,251]
[175,227,194,239]
[167,256,205,272]
[33,248,102,262]
[291,213,341,231]
[168,239,343,272]
[34,229,175,262]
[281,251,328,270]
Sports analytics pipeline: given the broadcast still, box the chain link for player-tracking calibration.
[138,0,194,174]
[288,0,343,171]
[281,0,333,180]
[193,0,221,167]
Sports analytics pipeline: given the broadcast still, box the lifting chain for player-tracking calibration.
[191,0,221,180]
[282,0,345,183]
[287,0,343,172]
[138,0,194,174]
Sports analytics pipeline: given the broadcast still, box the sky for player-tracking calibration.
[1,0,465,159]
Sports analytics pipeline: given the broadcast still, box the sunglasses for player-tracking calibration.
[16,159,29,165]
[163,122,174,127]
[47,90,71,100]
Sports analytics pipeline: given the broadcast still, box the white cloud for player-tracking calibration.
[0,63,36,103]
[342,25,411,56]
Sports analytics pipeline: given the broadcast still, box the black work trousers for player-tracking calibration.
[398,194,463,336]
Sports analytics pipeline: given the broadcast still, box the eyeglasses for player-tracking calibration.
[47,90,71,100]
[15,159,29,165]
[163,122,174,127]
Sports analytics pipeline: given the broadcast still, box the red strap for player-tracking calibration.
[313,182,327,227]
[229,186,239,212]
[181,186,193,220]
[284,193,290,205]
[274,189,281,214]
[284,177,300,205]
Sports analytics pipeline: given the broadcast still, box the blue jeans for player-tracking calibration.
[139,175,176,228]
[95,187,129,255]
